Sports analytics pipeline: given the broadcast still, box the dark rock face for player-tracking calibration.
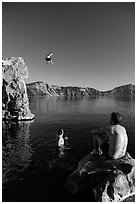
[66,153,135,202]
[27,82,135,97]
[2,57,35,121]
[26,81,59,96]
[101,84,135,96]
[26,82,101,97]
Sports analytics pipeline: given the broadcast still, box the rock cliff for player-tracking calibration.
[2,57,35,121]
[66,152,135,202]
[101,84,135,96]
[27,82,135,97]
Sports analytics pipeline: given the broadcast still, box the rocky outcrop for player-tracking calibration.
[2,57,35,121]
[66,153,135,202]
[101,84,135,96]
[26,81,59,96]
[27,82,135,97]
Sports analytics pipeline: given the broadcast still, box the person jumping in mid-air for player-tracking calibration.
[45,51,54,64]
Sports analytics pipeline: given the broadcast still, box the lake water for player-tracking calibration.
[2,96,135,201]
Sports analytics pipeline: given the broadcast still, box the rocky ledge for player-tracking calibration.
[2,57,35,121]
[66,152,135,202]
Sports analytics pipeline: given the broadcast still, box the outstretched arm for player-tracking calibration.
[91,126,109,134]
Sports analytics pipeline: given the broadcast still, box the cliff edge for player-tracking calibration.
[2,57,35,121]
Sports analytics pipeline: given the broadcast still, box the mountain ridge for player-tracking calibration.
[26,82,135,97]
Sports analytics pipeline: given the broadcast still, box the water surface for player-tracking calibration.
[2,96,135,201]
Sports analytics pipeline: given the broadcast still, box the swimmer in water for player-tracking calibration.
[56,128,69,148]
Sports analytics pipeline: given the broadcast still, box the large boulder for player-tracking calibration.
[66,152,135,202]
[2,57,34,121]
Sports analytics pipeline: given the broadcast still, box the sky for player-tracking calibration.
[2,2,135,91]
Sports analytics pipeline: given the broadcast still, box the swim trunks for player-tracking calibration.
[100,142,109,158]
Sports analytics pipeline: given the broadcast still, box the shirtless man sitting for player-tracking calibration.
[91,112,128,159]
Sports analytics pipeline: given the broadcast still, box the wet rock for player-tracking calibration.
[2,57,34,121]
[66,152,135,202]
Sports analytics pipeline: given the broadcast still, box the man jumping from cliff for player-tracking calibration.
[91,112,128,160]
[45,51,54,64]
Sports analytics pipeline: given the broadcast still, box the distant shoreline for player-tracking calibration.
[26,81,135,93]
[26,82,135,97]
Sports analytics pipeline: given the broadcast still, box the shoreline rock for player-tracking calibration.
[2,57,35,121]
[66,152,135,202]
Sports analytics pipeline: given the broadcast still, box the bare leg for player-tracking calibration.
[95,134,106,146]
[91,134,106,154]
[93,135,99,151]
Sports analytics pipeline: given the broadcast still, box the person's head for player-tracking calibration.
[110,112,122,125]
[58,128,64,135]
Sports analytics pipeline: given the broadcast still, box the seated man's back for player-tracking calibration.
[108,124,128,159]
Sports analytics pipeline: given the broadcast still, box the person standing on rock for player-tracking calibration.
[91,112,128,159]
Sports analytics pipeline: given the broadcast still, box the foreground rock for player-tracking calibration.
[66,152,135,202]
[2,57,35,121]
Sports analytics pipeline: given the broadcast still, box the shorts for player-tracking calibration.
[100,142,127,160]
[100,142,109,158]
